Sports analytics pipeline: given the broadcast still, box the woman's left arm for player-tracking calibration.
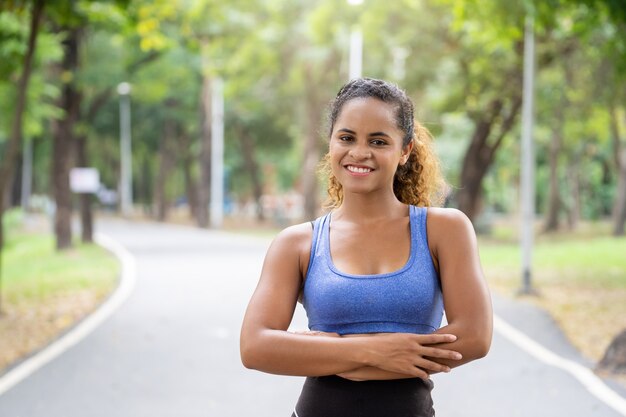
[424,207,493,370]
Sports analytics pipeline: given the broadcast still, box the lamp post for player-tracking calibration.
[348,0,363,80]
[210,77,224,229]
[117,82,133,217]
[519,15,536,295]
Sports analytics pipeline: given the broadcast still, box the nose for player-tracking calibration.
[349,143,371,160]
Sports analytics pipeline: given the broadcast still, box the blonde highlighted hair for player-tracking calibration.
[320,78,446,209]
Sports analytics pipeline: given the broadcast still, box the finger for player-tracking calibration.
[414,333,457,344]
[411,366,431,380]
[420,346,463,360]
[414,358,452,374]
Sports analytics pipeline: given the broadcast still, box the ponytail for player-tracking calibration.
[393,121,446,207]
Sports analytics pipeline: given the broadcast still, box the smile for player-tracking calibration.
[345,165,373,174]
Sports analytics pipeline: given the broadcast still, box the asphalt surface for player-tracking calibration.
[0,218,625,416]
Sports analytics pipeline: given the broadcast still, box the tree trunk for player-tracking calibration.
[76,135,93,243]
[566,160,581,230]
[610,104,626,236]
[196,72,212,228]
[140,157,153,216]
[612,151,626,236]
[597,328,626,374]
[178,130,198,220]
[11,159,23,207]
[154,117,177,222]
[543,107,564,232]
[457,96,522,222]
[0,0,44,251]
[235,125,265,221]
[52,26,82,250]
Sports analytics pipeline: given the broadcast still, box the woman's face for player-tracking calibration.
[329,97,411,197]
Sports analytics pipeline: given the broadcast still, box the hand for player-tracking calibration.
[364,333,462,380]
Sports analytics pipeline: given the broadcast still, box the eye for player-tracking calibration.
[338,135,353,142]
[370,139,387,146]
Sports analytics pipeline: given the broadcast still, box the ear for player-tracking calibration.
[399,140,414,166]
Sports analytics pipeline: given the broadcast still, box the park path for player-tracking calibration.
[0,218,624,417]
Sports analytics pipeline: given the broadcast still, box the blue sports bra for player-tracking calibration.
[302,206,444,335]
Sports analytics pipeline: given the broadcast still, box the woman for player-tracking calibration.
[240,78,492,417]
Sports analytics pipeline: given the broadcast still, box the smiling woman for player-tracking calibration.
[240,78,493,417]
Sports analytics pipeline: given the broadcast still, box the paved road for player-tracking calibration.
[0,219,624,416]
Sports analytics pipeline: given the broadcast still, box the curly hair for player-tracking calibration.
[320,77,446,208]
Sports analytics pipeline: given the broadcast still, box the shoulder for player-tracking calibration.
[426,207,473,229]
[266,221,315,273]
[272,221,314,249]
[425,207,477,248]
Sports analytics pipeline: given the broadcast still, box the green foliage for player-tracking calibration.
[0,11,27,77]
[1,0,625,226]
[0,7,62,149]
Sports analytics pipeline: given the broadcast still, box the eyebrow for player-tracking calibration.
[337,128,392,138]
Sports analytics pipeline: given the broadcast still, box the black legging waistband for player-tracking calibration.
[293,375,435,417]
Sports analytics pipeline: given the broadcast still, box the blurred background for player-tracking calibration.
[1,0,626,399]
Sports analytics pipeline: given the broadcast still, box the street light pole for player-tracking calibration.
[348,0,363,80]
[520,15,536,295]
[210,77,224,229]
[117,82,133,217]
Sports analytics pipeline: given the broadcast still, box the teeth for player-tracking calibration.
[347,165,372,173]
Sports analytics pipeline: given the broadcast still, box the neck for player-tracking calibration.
[334,189,407,223]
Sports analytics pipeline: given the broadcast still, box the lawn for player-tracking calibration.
[0,210,119,372]
[479,222,626,362]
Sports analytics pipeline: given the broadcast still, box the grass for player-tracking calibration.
[3,233,119,305]
[0,210,119,371]
[479,221,626,363]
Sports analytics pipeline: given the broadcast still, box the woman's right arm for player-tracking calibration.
[239,224,460,379]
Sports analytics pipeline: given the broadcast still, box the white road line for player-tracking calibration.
[0,233,136,396]
[494,314,626,416]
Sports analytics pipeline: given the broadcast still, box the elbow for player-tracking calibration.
[471,331,492,360]
[240,347,254,370]
[240,335,260,370]
[240,343,261,370]
[474,338,491,359]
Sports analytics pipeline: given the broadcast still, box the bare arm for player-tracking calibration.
[425,208,493,369]
[239,224,461,379]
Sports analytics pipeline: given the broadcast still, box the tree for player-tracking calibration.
[434,0,528,221]
[0,0,44,315]
[0,0,44,251]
